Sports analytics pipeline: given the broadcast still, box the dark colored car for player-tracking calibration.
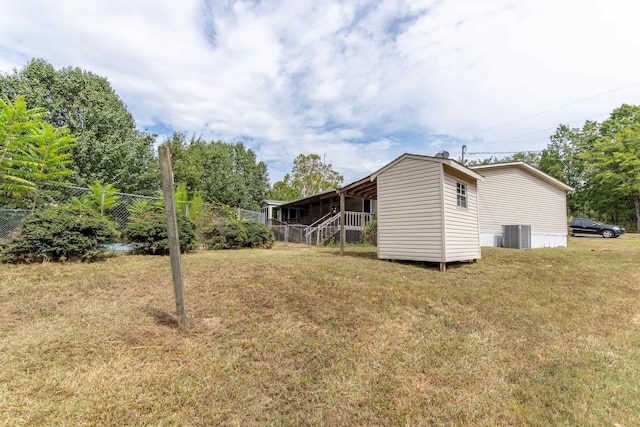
[569,218,626,238]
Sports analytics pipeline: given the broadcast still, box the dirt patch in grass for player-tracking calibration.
[1,236,639,425]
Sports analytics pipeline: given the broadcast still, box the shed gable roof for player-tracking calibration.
[337,153,483,199]
[371,154,484,182]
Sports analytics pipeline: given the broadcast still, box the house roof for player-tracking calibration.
[470,162,574,192]
[261,199,287,207]
[338,175,378,199]
[274,188,338,209]
[338,153,484,199]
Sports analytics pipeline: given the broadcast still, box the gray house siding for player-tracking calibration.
[474,165,570,248]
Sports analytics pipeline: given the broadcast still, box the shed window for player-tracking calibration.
[456,182,467,208]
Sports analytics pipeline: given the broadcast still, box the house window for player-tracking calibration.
[457,182,467,208]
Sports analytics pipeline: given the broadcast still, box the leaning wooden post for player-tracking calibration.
[339,192,346,256]
[158,144,187,327]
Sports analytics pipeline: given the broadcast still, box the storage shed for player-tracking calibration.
[354,154,484,270]
[471,162,573,248]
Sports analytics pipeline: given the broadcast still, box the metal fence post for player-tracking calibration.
[101,189,106,216]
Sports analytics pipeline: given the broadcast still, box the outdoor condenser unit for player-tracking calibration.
[502,225,531,249]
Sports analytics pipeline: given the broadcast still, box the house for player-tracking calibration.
[269,153,483,270]
[471,162,574,248]
[271,188,376,244]
[260,199,286,223]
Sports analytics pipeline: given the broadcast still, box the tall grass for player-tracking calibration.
[1,235,639,425]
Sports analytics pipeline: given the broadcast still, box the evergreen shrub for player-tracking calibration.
[125,210,196,255]
[204,220,274,249]
[1,205,118,263]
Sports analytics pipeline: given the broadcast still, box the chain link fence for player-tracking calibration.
[1,184,266,239]
[237,208,265,223]
[0,209,32,238]
[270,224,307,244]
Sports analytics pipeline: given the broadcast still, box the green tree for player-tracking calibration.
[1,96,76,207]
[582,107,640,230]
[463,151,541,168]
[271,153,344,199]
[268,178,300,201]
[464,156,500,167]
[541,104,640,230]
[501,151,542,166]
[1,95,45,199]
[71,180,121,215]
[0,59,159,193]
[166,133,269,210]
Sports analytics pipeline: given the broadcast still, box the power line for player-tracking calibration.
[467,150,543,155]
[492,112,610,144]
[461,144,541,162]
[475,82,640,135]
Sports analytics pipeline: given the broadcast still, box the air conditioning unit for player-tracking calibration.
[502,225,531,249]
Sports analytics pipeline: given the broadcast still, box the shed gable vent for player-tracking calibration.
[502,225,531,249]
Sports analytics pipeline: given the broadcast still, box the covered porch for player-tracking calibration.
[270,183,377,245]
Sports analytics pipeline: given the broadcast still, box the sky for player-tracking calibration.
[1,0,639,185]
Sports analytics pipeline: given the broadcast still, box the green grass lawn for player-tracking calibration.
[1,235,639,426]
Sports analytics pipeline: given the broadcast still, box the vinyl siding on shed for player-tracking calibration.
[377,158,444,262]
[443,169,481,261]
[476,167,568,236]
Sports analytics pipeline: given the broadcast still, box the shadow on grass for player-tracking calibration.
[330,249,477,272]
[329,250,378,260]
[146,307,179,328]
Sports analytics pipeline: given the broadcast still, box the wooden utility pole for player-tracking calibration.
[158,144,187,327]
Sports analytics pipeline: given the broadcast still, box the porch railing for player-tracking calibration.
[343,211,376,230]
[304,212,334,238]
[304,211,376,245]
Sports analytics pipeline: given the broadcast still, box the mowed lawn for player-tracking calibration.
[1,236,639,426]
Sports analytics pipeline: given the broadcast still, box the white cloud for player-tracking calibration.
[2,0,640,184]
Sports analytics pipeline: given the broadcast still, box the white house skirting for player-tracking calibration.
[480,233,567,248]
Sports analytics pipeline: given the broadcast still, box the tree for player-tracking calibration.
[0,59,159,194]
[582,107,640,231]
[166,133,269,210]
[268,178,300,201]
[270,153,344,200]
[541,104,640,230]
[71,180,121,215]
[1,96,75,207]
[1,95,45,199]
[464,151,541,168]
[464,156,500,167]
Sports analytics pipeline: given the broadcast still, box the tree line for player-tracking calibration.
[1,58,347,212]
[0,59,273,211]
[467,104,640,231]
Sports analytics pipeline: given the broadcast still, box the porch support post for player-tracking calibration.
[340,192,346,255]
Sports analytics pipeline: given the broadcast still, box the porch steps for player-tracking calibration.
[304,211,375,245]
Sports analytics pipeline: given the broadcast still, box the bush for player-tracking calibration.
[1,205,119,263]
[125,210,196,255]
[363,218,377,245]
[203,220,274,249]
[243,221,275,248]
